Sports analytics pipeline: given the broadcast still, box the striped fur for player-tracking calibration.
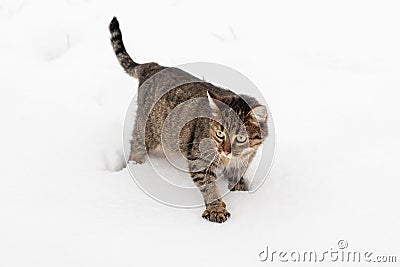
[109,17,268,223]
[109,17,139,78]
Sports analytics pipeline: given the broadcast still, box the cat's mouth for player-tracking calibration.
[221,153,234,159]
[220,151,243,159]
[216,148,253,163]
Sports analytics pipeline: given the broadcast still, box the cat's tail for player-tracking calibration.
[109,17,139,78]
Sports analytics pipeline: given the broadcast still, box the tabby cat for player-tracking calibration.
[109,17,268,223]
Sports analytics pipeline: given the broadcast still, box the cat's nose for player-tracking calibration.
[223,141,231,155]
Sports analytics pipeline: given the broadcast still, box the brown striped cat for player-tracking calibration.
[109,17,268,223]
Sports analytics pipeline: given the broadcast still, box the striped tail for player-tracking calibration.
[109,17,139,78]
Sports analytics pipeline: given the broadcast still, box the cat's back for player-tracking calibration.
[137,65,235,113]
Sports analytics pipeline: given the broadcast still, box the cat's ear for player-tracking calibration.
[250,105,268,123]
[207,91,222,115]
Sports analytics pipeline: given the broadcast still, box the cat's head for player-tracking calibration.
[207,90,268,163]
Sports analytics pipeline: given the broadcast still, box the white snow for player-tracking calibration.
[1,0,399,266]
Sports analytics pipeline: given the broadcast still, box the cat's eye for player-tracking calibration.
[216,130,225,139]
[236,135,247,143]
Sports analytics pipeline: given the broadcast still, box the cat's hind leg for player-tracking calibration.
[128,120,147,164]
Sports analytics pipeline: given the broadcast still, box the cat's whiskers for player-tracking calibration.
[201,149,217,160]
[179,141,203,147]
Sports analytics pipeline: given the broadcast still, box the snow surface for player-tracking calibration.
[1,0,400,266]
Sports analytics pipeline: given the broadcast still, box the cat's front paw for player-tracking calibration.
[202,203,230,223]
[229,177,248,191]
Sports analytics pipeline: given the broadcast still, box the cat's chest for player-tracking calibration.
[216,159,240,178]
